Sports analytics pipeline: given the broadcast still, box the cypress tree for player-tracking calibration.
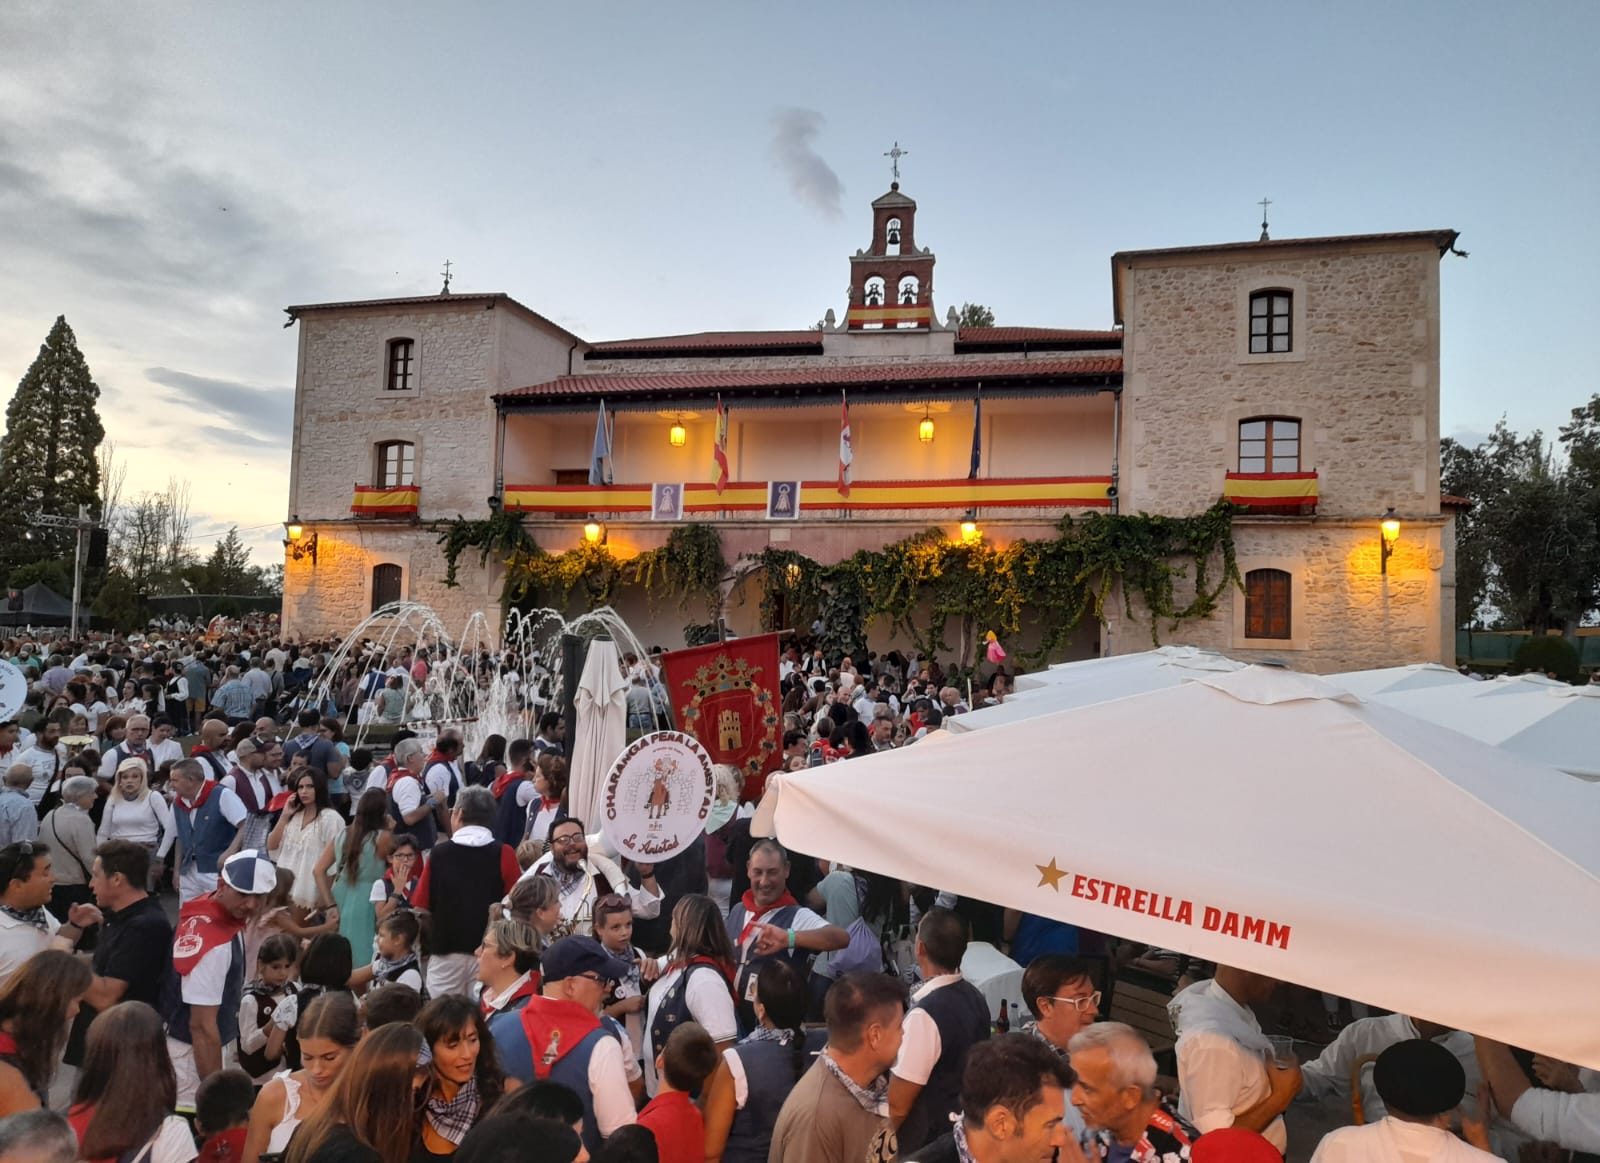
[0,316,105,574]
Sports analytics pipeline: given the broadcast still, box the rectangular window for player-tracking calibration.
[378,442,415,487]
[1245,568,1292,640]
[1249,292,1292,354]
[387,339,415,391]
[1238,418,1299,473]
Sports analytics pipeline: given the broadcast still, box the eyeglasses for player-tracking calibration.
[1046,992,1102,1012]
[550,834,585,847]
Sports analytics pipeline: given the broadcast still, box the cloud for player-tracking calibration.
[770,108,843,219]
[195,425,290,451]
[146,368,293,432]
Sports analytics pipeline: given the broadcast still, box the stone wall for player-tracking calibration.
[580,344,1120,376]
[1119,240,1442,519]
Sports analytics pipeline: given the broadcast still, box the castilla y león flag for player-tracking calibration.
[661,633,782,801]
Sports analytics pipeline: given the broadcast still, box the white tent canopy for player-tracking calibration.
[1325,662,1475,699]
[1376,679,1600,780]
[756,666,1600,1068]
[568,637,628,828]
[950,647,1245,733]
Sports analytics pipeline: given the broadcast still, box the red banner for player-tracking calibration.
[660,634,783,802]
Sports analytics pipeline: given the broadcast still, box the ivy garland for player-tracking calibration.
[437,503,1240,668]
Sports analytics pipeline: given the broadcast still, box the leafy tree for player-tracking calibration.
[5,559,72,596]
[955,302,996,329]
[0,317,105,573]
[90,569,147,629]
[203,526,255,594]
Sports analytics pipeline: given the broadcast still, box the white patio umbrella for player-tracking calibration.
[1376,680,1600,780]
[567,637,628,828]
[948,646,1245,733]
[1325,662,1475,698]
[755,665,1600,1068]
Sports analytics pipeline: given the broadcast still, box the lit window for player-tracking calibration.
[1245,568,1292,640]
[377,441,415,487]
[1238,417,1300,473]
[1248,291,1292,354]
[386,339,415,391]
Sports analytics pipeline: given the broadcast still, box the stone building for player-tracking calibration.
[281,180,1460,672]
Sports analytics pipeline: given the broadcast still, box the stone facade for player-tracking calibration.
[1107,234,1456,669]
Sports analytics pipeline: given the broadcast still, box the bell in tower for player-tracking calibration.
[844,144,936,331]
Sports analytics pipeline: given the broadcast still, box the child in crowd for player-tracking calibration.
[195,1068,256,1163]
[637,1022,719,1163]
[370,831,421,935]
[237,933,300,1083]
[363,982,424,1031]
[351,910,425,995]
[595,893,648,1064]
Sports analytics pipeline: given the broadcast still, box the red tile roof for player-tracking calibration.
[497,355,1122,402]
[282,292,584,343]
[956,327,1122,345]
[586,330,823,354]
[1441,494,1473,509]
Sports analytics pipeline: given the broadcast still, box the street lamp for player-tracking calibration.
[583,521,606,545]
[283,517,318,565]
[1380,508,1400,574]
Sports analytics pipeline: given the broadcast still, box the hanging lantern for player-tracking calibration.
[919,410,935,444]
[669,419,686,447]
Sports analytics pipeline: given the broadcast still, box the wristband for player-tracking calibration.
[786,928,796,952]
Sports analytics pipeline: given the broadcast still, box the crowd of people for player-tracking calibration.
[0,626,1596,1163]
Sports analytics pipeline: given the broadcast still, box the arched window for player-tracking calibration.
[1238,417,1300,473]
[1244,568,1292,640]
[1248,291,1292,354]
[376,441,415,488]
[386,338,415,391]
[864,276,886,307]
[899,275,920,305]
[886,217,902,255]
[371,563,403,612]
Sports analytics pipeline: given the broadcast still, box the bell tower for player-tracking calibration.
[845,179,936,331]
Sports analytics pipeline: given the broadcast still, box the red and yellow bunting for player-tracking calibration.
[502,476,1113,514]
[1223,471,1319,509]
[350,485,420,515]
[846,304,932,329]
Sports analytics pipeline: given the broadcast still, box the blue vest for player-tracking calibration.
[726,903,804,1033]
[175,790,234,876]
[491,776,529,847]
[489,1009,621,1154]
[387,772,437,850]
[724,1037,803,1163]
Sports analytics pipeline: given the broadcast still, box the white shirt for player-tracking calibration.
[1510,1089,1600,1153]
[518,850,664,935]
[0,908,62,986]
[1302,1015,1484,1127]
[1311,1117,1499,1163]
[178,785,249,829]
[18,743,66,805]
[425,759,462,800]
[642,963,738,1095]
[99,790,177,856]
[148,737,185,767]
[142,1114,201,1163]
[181,940,237,1007]
[891,974,964,1086]
[1170,978,1286,1151]
[588,1029,638,1138]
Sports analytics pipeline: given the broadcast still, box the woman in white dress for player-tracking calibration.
[268,766,346,911]
[242,992,362,1163]
[97,758,175,892]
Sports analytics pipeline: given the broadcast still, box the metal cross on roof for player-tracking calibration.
[884,141,909,183]
[441,259,453,294]
[1258,197,1272,242]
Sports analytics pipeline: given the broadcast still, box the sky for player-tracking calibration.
[1,1,1595,565]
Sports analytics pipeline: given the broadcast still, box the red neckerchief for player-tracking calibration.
[386,766,420,793]
[482,973,543,1017]
[737,889,798,944]
[173,894,245,976]
[179,778,216,813]
[539,795,561,811]
[668,953,738,996]
[491,770,521,799]
[520,995,600,1078]
[0,1030,17,1055]
[426,750,452,768]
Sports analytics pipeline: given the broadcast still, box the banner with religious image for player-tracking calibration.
[766,480,800,520]
[651,482,684,521]
[660,633,783,801]
[599,731,717,863]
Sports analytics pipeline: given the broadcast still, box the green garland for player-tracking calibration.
[437,504,1240,667]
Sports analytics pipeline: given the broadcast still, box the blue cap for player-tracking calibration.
[540,935,634,985]
[220,849,276,895]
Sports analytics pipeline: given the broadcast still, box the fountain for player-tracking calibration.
[307,601,665,755]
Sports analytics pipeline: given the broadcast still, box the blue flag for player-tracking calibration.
[589,400,613,485]
[968,386,982,479]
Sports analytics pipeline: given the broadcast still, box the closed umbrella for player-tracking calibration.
[568,637,628,828]
[755,665,1600,1068]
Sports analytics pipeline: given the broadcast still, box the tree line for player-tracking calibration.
[0,316,281,627]
[1442,394,1600,634]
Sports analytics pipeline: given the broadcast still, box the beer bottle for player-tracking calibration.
[996,998,1010,1034]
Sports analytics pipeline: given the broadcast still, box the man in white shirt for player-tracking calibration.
[1168,966,1301,1153]
[1477,1036,1600,1154]
[0,840,94,986]
[1312,1039,1496,1163]
[99,714,156,781]
[18,720,66,807]
[1303,1012,1483,1126]
[147,717,186,768]
[519,817,663,939]
[0,720,30,771]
